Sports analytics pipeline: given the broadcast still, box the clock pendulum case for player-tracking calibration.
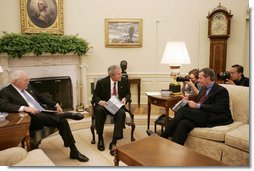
[207,3,233,76]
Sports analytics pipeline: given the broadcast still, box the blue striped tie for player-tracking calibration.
[22,90,44,111]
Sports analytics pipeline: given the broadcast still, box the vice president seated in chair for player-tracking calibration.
[92,65,132,155]
[0,70,89,162]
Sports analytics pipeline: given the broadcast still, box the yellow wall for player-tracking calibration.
[0,0,250,104]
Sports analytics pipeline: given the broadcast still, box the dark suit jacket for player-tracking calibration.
[92,76,131,106]
[197,83,233,127]
[0,84,57,112]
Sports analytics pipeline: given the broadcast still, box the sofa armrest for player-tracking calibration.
[14,149,55,166]
[0,147,27,166]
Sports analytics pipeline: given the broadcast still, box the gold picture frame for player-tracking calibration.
[20,0,64,34]
[105,18,143,48]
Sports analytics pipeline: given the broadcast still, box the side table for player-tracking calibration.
[146,93,182,133]
[0,113,31,150]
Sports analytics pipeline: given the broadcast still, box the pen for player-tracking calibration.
[16,117,24,124]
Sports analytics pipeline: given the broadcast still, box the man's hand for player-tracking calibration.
[188,100,198,108]
[121,98,126,104]
[98,100,108,107]
[225,79,235,85]
[56,103,63,113]
[23,106,40,115]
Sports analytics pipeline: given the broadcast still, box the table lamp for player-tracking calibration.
[160,41,191,93]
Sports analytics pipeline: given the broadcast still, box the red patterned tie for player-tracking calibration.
[113,82,117,96]
[197,88,207,104]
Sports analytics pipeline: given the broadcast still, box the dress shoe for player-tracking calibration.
[62,112,84,120]
[109,142,115,150]
[97,139,105,151]
[146,130,157,136]
[70,151,89,162]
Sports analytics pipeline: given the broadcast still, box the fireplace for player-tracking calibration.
[0,54,88,109]
[30,76,73,111]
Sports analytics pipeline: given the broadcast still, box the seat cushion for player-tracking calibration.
[189,121,243,142]
[105,111,133,124]
[225,124,249,152]
[0,147,27,166]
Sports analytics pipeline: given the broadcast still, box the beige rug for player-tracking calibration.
[39,122,155,166]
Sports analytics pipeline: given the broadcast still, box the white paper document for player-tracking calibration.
[105,96,124,114]
[145,92,161,96]
[172,99,188,112]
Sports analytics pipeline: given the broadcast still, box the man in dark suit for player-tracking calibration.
[148,67,233,145]
[92,65,131,155]
[0,70,89,162]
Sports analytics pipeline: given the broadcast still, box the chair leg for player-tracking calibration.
[130,123,135,141]
[90,125,96,144]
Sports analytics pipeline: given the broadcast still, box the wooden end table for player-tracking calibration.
[0,113,31,150]
[114,136,225,166]
[146,94,182,133]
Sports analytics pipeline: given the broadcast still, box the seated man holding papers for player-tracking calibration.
[92,65,131,155]
[0,70,88,162]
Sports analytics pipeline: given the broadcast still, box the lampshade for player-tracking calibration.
[160,41,191,66]
[0,65,3,73]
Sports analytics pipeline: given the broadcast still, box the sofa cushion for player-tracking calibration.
[189,121,243,141]
[14,149,55,166]
[220,84,249,123]
[0,147,27,166]
[225,124,249,152]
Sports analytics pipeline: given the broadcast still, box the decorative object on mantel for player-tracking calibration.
[0,32,90,58]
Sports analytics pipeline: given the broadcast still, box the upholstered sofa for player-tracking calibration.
[0,147,54,166]
[185,84,249,166]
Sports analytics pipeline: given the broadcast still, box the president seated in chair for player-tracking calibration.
[0,70,89,162]
[92,65,131,155]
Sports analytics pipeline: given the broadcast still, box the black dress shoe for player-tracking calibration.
[97,139,105,151]
[109,143,116,156]
[146,130,157,136]
[70,151,89,162]
[62,112,84,120]
[109,142,115,150]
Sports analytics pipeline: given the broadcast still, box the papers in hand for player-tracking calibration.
[172,99,188,112]
[105,96,124,115]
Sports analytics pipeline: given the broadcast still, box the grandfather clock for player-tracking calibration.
[207,3,233,75]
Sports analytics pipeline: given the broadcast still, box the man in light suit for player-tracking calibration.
[92,65,131,155]
[0,70,89,162]
[148,68,233,145]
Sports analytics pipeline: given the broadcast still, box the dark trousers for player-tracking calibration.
[94,105,126,139]
[161,107,208,145]
[29,112,75,147]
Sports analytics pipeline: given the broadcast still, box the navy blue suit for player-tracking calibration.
[161,83,233,145]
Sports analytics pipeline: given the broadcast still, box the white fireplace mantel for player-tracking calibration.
[0,54,88,109]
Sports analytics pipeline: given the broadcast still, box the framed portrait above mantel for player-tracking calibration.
[105,18,143,48]
[20,0,64,34]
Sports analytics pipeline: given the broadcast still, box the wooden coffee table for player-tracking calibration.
[114,136,225,166]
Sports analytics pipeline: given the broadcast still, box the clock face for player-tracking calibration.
[211,13,228,35]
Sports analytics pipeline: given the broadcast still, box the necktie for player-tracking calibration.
[113,82,117,96]
[22,90,44,111]
[197,88,207,104]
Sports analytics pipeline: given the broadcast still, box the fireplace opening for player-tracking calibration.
[29,76,73,111]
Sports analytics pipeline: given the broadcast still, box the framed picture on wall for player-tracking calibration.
[20,0,64,34]
[105,18,143,48]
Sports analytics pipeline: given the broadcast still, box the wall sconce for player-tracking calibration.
[160,41,191,93]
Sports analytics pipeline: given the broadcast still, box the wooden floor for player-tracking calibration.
[39,104,173,166]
